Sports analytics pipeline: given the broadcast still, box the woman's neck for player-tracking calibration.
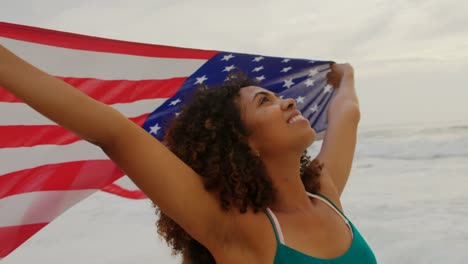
[262,153,313,214]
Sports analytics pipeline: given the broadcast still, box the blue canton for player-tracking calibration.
[143,52,335,140]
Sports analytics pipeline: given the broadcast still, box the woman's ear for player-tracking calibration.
[248,139,261,157]
[253,149,260,157]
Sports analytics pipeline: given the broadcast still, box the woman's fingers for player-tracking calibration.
[331,63,354,76]
[326,70,341,88]
[326,63,354,88]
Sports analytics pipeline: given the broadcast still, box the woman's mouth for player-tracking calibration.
[288,114,307,124]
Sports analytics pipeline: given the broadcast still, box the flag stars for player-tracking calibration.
[194,75,208,84]
[282,59,290,63]
[323,84,333,93]
[253,56,264,62]
[221,54,235,61]
[281,66,292,73]
[223,65,236,72]
[308,68,319,76]
[310,104,319,113]
[256,75,266,82]
[283,78,295,88]
[252,66,264,72]
[169,98,182,106]
[304,78,315,87]
[149,123,161,135]
[296,96,305,104]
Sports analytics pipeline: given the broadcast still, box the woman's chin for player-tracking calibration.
[306,128,317,146]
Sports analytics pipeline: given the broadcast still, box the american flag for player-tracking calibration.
[0,21,335,258]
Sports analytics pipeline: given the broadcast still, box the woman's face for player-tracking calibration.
[238,86,316,157]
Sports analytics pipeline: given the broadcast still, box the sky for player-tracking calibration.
[1,1,468,263]
[1,0,467,128]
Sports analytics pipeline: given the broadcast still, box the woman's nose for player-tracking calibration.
[281,97,296,110]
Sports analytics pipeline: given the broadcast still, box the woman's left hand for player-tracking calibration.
[326,63,354,88]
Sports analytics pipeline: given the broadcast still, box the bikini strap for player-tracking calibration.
[308,191,352,220]
[265,192,352,245]
[265,208,285,244]
[307,192,353,239]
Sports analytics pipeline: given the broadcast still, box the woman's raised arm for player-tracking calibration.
[0,45,117,146]
[0,44,235,254]
[316,64,360,199]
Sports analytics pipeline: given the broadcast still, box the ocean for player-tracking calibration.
[4,120,468,263]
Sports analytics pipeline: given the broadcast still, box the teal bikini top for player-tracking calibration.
[264,192,377,264]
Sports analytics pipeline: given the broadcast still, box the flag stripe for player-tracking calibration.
[0,160,122,199]
[0,98,166,125]
[0,114,149,148]
[0,141,109,175]
[0,22,217,59]
[101,175,146,200]
[101,184,146,200]
[111,175,142,191]
[0,223,47,258]
[0,190,97,227]
[1,37,211,80]
[0,77,185,103]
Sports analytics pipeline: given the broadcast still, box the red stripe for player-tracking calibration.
[0,77,183,103]
[0,22,218,59]
[0,160,123,199]
[101,184,147,199]
[0,114,149,148]
[0,223,48,258]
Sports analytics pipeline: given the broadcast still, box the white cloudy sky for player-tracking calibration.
[2,0,467,128]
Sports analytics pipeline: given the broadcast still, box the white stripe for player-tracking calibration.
[113,176,140,191]
[0,141,108,175]
[0,98,167,125]
[111,98,167,119]
[1,37,207,80]
[0,190,97,227]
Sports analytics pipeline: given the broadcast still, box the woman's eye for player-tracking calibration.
[260,96,269,105]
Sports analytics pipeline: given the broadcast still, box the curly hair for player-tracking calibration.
[155,73,324,264]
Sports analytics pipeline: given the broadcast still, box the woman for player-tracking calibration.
[0,44,377,263]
